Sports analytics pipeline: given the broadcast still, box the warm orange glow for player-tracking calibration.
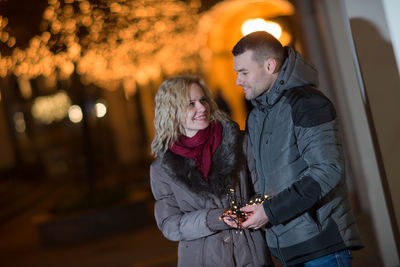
[241,19,282,39]
[16,76,32,99]
[0,0,203,91]
[1,31,9,42]
[240,18,291,46]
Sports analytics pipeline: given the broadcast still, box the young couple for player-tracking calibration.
[149,31,363,267]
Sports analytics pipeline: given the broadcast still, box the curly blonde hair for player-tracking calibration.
[151,76,229,156]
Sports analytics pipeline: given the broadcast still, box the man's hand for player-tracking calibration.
[240,203,269,229]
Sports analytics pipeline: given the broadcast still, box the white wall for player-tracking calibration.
[342,1,400,266]
[381,0,400,73]
[311,0,400,266]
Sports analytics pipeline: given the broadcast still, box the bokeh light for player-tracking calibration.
[68,104,83,123]
[241,18,282,39]
[95,100,107,118]
[31,90,72,124]
[13,112,26,133]
[0,0,205,95]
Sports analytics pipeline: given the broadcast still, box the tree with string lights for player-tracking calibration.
[1,0,205,93]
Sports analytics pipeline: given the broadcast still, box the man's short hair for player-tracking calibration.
[232,31,285,67]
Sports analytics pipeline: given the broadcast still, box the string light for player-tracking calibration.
[13,112,26,133]
[68,104,83,123]
[95,100,107,118]
[31,90,71,124]
[219,188,269,233]
[0,0,204,95]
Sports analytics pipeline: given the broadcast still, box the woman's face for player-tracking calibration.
[180,83,211,138]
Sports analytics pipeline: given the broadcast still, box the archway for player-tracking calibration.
[199,0,294,128]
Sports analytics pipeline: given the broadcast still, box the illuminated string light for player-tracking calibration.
[68,105,83,123]
[0,0,204,94]
[13,112,26,133]
[95,100,107,118]
[219,188,269,233]
[16,76,32,99]
[31,90,72,124]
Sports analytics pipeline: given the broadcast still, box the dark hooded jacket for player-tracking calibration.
[150,120,273,267]
[247,47,363,265]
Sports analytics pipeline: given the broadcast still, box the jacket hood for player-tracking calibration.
[252,46,318,107]
[160,120,242,197]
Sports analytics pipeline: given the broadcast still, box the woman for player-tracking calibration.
[150,76,272,267]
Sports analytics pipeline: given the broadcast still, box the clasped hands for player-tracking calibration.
[222,203,269,230]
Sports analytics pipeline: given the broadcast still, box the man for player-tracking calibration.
[232,31,363,266]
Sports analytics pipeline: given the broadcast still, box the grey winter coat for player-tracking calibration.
[150,120,273,267]
[247,47,363,265]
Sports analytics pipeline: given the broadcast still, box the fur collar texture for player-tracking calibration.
[161,120,243,197]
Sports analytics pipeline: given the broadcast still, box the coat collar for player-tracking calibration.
[160,120,242,197]
[251,46,318,109]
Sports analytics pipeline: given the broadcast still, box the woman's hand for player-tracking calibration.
[221,209,248,228]
[222,214,240,228]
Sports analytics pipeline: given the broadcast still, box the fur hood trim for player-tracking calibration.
[161,120,242,197]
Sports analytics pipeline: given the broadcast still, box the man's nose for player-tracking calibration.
[236,76,242,87]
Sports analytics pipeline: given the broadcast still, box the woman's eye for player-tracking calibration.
[189,102,195,106]
[200,98,207,103]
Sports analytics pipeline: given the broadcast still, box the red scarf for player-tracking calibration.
[170,121,222,182]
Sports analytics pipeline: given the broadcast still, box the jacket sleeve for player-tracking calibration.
[150,162,228,241]
[264,92,344,225]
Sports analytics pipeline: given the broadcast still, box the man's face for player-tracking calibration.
[233,50,274,100]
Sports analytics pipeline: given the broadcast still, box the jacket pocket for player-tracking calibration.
[203,232,234,267]
[304,210,322,231]
[178,239,204,267]
[267,212,320,248]
[271,214,305,237]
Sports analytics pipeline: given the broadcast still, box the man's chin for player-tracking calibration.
[244,93,254,101]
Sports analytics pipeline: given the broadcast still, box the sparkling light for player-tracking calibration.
[13,112,26,133]
[241,18,282,39]
[31,90,71,124]
[68,105,83,123]
[95,101,107,118]
[0,0,204,92]
[16,76,32,99]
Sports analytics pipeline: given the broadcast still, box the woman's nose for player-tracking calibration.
[197,102,206,111]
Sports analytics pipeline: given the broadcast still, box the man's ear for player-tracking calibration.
[264,58,278,74]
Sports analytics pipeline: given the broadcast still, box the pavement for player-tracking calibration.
[0,176,383,267]
[0,175,178,267]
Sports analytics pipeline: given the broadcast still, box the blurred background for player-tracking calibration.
[0,0,399,266]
